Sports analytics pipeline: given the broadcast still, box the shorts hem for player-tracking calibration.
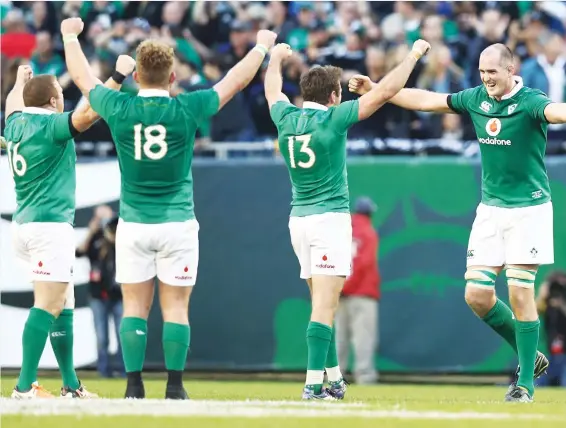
[115,274,155,285]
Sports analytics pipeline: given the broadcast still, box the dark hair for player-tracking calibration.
[23,75,58,107]
[299,65,342,105]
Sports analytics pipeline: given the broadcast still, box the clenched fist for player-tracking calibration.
[411,39,431,60]
[116,55,136,76]
[16,65,33,85]
[61,17,84,36]
[256,30,277,49]
[348,75,374,96]
[271,43,292,61]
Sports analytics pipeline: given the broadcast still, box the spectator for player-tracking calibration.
[521,31,566,105]
[266,1,294,43]
[77,206,124,378]
[0,8,36,59]
[30,31,65,77]
[335,197,380,384]
[536,271,566,387]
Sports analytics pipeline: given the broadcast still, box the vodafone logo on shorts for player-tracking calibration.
[175,266,193,281]
[316,255,335,270]
[33,260,51,276]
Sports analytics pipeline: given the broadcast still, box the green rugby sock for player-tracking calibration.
[119,317,147,373]
[481,299,517,353]
[516,320,540,397]
[163,322,190,371]
[306,322,332,394]
[17,308,56,391]
[50,309,80,390]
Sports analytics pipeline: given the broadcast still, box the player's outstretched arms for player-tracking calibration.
[61,18,104,99]
[349,66,453,114]
[544,103,566,124]
[355,39,430,121]
[71,55,136,133]
[213,29,277,110]
[265,43,293,109]
[5,65,33,119]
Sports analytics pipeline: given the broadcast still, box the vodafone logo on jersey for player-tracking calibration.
[485,118,501,136]
[479,118,511,146]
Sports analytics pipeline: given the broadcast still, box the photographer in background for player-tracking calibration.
[77,205,124,378]
[536,270,566,387]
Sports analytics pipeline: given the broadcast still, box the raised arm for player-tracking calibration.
[265,43,293,109]
[213,29,277,110]
[70,54,136,133]
[5,65,33,119]
[544,103,566,124]
[349,67,453,114]
[60,18,103,99]
[354,40,431,121]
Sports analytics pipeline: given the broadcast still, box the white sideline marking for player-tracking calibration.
[0,399,559,420]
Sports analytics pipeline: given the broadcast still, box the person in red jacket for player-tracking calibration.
[335,196,380,384]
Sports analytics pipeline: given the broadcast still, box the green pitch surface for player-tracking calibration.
[2,378,566,428]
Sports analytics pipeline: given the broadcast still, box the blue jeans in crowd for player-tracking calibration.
[90,298,125,378]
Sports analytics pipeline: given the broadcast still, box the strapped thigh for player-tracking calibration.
[465,269,497,288]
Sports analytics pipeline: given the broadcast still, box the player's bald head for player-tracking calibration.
[480,43,514,67]
[135,40,175,88]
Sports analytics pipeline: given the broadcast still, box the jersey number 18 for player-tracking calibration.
[288,134,315,169]
[134,124,168,160]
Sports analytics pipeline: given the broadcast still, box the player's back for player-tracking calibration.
[272,100,359,216]
[4,109,76,224]
[89,86,219,223]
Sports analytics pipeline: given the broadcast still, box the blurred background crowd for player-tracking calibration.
[1,1,566,155]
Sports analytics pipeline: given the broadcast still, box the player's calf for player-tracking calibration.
[159,282,192,399]
[304,275,343,397]
[465,267,519,354]
[121,280,154,399]
[506,265,540,399]
[15,282,68,394]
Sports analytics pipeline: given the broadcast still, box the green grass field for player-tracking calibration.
[2,377,566,428]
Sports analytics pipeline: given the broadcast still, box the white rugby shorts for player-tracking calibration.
[116,219,199,286]
[288,212,352,279]
[11,221,75,309]
[466,202,553,267]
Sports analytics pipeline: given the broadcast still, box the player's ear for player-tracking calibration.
[133,71,139,84]
[49,97,57,108]
[169,71,176,85]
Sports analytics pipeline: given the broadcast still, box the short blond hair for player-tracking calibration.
[136,40,174,86]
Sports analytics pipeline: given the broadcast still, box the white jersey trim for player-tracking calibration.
[22,107,55,115]
[303,101,328,111]
[138,89,170,98]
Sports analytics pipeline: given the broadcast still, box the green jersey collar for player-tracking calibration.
[22,107,55,115]
[138,89,170,98]
[500,76,523,100]
[303,101,328,111]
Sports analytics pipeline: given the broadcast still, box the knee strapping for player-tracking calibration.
[505,268,536,288]
[465,269,497,288]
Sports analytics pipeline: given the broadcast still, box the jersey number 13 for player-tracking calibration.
[288,134,315,169]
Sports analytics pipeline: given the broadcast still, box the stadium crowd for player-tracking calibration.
[1,1,566,151]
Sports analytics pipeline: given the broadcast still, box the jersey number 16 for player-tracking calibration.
[6,142,27,177]
[288,135,315,169]
[134,124,168,160]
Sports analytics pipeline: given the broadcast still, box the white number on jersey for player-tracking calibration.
[288,134,315,169]
[6,142,27,177]
[134,124,168,160]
